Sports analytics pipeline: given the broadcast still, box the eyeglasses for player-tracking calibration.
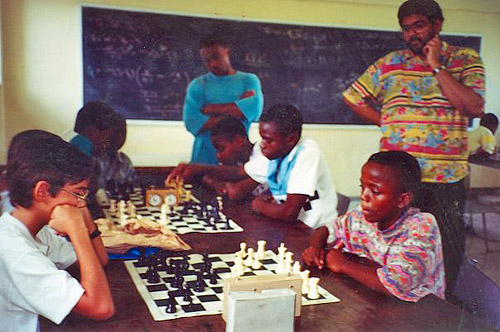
[401,20,429,33]
[60,188,89,202]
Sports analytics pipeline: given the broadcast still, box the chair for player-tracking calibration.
[464,196,500,252]
[451,258,500,331]
[336,193,351,216]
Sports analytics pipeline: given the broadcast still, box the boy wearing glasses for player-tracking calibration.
[0,130,114,332]
[342,0,485,297]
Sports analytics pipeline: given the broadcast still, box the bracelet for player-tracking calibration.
[432,65,446,76]
[89,228,101,239]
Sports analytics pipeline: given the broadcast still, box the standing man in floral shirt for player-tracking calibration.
[342,0,485,297]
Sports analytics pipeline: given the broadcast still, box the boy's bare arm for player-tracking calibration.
[166,163,246,184]
[49,205,114,320]
[325,249,392,296]
[251,193,308,223]
[302,226,329,269]
[81,207,108,266]
[223,177,259,200]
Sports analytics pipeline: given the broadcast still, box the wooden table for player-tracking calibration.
[40,191,495,332]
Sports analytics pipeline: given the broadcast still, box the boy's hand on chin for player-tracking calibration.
[325,249,349,274]
[49,205,86,236]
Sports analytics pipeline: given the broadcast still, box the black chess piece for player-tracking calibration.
[209,270,218,285]
[165,294,177,314]
[147,263,160,284]
[194,271,205,292]
[183,285,192,302]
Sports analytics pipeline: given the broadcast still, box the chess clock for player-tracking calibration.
[145,188,179,207]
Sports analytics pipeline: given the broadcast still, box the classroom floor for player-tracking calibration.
[465,211,500,285]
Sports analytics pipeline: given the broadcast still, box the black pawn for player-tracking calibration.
[147,264,160,284]
[183,285,192,302]
[194,271,205,292]
[165,295,177,314]
[209,270,218,285]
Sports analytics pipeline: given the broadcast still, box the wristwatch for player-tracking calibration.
[432,65,446,76]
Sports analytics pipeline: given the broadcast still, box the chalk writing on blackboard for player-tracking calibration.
[82,6,481,124]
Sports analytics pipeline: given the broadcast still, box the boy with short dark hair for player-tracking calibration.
[166,116,258,195]
[183,33,263,164]
[66,101,135,192]
[242,104,337,228]
[302,151,445,302]
[0,130,114,332]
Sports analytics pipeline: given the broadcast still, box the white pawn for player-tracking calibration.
[119,213,129,226]
[307,277,320,299]
[284,252,294,274]
[300,270,310,295]
[277,243,287,259]
[251,256,262,269]
[275,254,286,274]
[127,201,136,217]
[292,261,301,274]
[234,256,245,276]
[159,204,169,225]
[237,242,247,259]
[109,199,117,214]
[256,240,267,259]
[244,248,255,267]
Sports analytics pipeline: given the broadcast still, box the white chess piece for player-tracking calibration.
[159,204,169,225]
[128,201,136,218]
[292,261,301,274]
[256,240,267,259]
[119,213,129,226]
[275,254,286,274]
[284,252,294,274]
[109,199,117,214]
[234,256,245,276]
[251,256,262,269]
[244,248,255,267]
[307,277,320,299]
[277,243,287,259]
[300,270,310,295]
[237,242,247,259]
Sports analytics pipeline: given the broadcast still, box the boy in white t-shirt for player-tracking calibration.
[0,130,114,332]
[241,104,337,228]
[168,104,337,228]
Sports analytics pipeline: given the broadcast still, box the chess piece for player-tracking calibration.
[234,256,245,276]
[165,294,177,313]
[300,270,310,295]
[159,204,169,225]
[244,248,255,267]
[237,242,247,259]
[146,264,160,284]
[251,256,262,269]
[307,277,320,299]
[275,254,286,274]
[292,261,301,274]
[284,252,294,274]
[194,271,205,292]
[277,243,287,259]
[127,200,136,217]
[109,199,117,215]
[256,240,267,259]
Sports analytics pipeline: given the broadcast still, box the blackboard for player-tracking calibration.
[82,6,481,124]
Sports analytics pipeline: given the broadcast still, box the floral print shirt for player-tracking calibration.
[343,42,485,183]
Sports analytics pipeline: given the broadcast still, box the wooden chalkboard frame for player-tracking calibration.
[82,6,482,125]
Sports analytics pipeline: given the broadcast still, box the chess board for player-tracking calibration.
[124,250,340,321]
[105,188,244,234]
